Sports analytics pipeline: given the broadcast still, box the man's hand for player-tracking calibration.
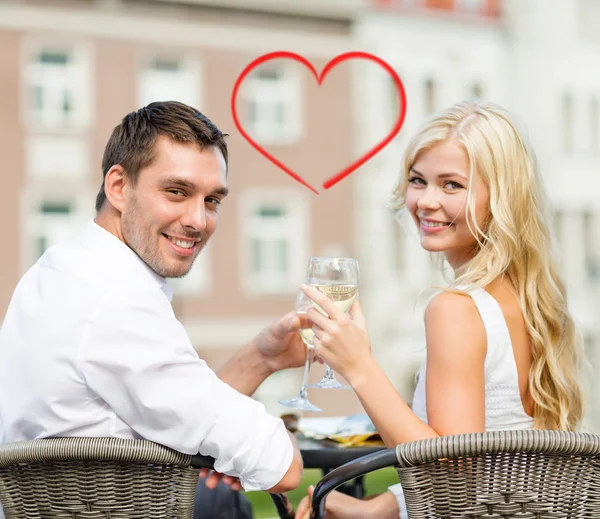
[198,468,243,491]
[217,312,317,396]
[252,311,313,374]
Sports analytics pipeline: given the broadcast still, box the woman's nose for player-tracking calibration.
[416,187,442,211]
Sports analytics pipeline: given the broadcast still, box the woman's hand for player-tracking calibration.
[295,486,374,519]
[295,486,400,519]
[300,285,374,385]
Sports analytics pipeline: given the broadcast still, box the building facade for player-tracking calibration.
[0,0,597,428]
[355,0,600,430]
[0,0,366,416]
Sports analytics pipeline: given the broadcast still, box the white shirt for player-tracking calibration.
[0,220,293,493]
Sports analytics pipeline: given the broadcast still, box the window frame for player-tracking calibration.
[137,50,202,109]
[21,38,93,133]
[21,192,89,271]
[239,189,309,296]
[243,64,303,146]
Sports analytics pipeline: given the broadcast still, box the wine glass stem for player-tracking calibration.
[322,365,336,382]
[298,346,314,399]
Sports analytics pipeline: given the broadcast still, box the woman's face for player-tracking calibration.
[405,140,490,270]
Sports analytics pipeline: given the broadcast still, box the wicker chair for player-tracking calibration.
[0,437,294,519]
[310,430,600,519]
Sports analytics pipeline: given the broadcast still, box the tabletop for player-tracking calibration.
[296,434,385,470]
[295,433,386,499]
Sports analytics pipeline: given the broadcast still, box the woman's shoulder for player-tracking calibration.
[424,289,478,323]
[424,277,520,340]
[424,289,486,347]
[423,289,487,374]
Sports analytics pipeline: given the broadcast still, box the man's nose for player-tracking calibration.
[183,202,207,231]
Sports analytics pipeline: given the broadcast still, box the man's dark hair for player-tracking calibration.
[95,101,229,211]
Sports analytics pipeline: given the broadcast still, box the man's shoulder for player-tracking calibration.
[10,243,104,313]
[37,242,104,293]
[40,240,145,294]
[18,237,173,326]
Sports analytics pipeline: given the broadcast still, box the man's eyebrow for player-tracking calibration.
[213,187,230,197]
[161,177,196,189]
[410,168,468,180]
[161,178,229,197]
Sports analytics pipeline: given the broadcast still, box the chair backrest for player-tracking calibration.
[0,437,199,518]
[395,430,600,519]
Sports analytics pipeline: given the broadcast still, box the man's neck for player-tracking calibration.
[94,207,126,245]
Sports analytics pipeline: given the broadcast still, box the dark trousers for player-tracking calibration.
[194,477,254,519]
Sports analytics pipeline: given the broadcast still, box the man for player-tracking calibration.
[0,101,305,517]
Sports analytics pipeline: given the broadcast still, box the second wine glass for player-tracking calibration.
[277,290,322,412]
[304,257,359,390]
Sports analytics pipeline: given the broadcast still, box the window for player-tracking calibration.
[168,243,211,296]
[583,210,600,280]
[591,97,599,154]
[562,92,573,154]
[424,78,436,116]
[139,55,200,108]
[392,212,407,271]
[583,334,597,365]
[251,206,290,285]
[26,135,88,180]
[241,191,308,294]
[553,209,563,245]
[244,65,302,145]
[23,45,91,131]
[389,75,404,137]
[30,201,79,259]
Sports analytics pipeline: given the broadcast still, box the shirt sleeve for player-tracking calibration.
[387,483,408,519]
[80,288,293,492]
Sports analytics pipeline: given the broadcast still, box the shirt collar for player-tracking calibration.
[82,219,174,302]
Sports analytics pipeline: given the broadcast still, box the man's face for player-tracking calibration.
[120,136,228,278]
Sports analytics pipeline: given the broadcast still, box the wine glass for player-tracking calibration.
[277,290,322,412]
[304,257,359,390]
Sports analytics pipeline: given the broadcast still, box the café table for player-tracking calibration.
[295,433,386,499]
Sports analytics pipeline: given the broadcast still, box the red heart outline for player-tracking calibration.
[231,51,407,194]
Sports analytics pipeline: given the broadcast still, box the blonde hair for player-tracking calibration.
[391,100,586,431]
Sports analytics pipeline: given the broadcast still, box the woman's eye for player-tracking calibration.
[445,181,463,190]
[408,177,425,185]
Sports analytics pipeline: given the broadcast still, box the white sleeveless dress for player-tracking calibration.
[388,287,534,518]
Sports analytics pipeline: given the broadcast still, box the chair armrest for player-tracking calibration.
[190,453,216,469]
[190,453,294,519]
[310,448,398,519]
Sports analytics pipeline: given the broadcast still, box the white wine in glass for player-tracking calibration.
[304,257,359,390]
[299,284,357,346]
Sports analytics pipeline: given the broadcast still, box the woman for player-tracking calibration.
[295,100,587,519]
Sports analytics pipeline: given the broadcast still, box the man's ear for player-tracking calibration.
[103,165,128,213]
